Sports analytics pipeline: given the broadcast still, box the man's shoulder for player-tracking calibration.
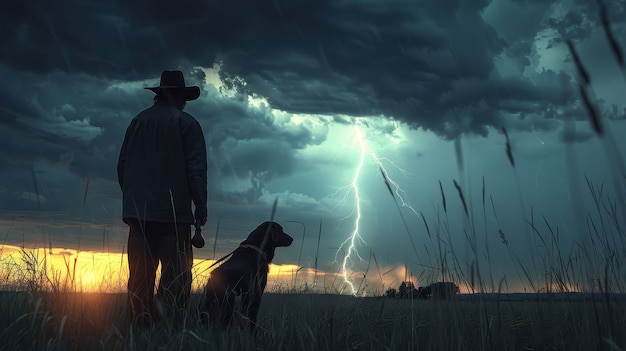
[132,104,199,126]
[179,110,200,125]
[133,105,159,119]
[134,104,189,117]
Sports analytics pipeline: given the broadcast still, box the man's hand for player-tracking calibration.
[194,205,207,226]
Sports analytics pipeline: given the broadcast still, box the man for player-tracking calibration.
[117,70,207,323]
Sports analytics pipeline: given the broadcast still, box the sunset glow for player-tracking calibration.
[0,245,396,294]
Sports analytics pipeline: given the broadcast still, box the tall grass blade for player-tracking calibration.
[387,187,420,259]
[482,176,485,208]
[213,217,221,260]
[597,0,624,69]
[502,127,515,168]
[420,211,431,239]
[454,136,464,173]
[453,180,469,218]
[314,219,322,286]
[82,178,90,209]
[270,197,278,221]
[31,165,42,211]
[439,180,447,214]
[287,221,306,270]
[567,39,603,136]
[380,167,395,199]
[567,40,591,85]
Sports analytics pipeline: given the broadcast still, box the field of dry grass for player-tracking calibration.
[1,290,625,350]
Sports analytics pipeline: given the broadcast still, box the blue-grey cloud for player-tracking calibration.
[0,0,624,218]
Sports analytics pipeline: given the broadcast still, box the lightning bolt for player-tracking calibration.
[335,124,419,295]
[336,126,367,295]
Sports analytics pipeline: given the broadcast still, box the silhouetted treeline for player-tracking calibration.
[385,281,459,300]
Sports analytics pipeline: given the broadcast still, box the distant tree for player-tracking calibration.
[398,281,418,299]
[416,286,431,299]
[397,281,459,299]
[398,282,408,299]
[429,281,459,299]
[385,287,397,299]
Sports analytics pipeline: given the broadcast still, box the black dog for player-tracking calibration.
[205,221,293,330]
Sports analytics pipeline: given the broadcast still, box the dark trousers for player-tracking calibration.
[125,218,193,321]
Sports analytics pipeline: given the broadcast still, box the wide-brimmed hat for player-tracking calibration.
[145,70,200,101]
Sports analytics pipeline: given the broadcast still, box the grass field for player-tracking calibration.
[1,290,625,350]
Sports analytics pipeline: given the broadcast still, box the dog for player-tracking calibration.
[205,221,293,330]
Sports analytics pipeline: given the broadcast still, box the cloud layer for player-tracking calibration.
[1,0,625,252]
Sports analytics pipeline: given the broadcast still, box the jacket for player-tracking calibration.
[117,102,207,224]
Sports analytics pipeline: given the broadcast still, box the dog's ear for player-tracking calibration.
[270,223,280,243]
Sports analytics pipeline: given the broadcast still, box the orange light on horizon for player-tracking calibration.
[0,245,129,292]
[0,245,359,294]
[2,245,542,295]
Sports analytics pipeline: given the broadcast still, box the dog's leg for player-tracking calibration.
[221,291,235,330]
[205,278,227,329]
[241,290,263,331]
[206,281,238,331]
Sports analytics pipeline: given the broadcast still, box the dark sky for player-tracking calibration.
[1,0,625,293]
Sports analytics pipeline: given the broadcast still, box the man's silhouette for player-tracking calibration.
[117,70,207,323]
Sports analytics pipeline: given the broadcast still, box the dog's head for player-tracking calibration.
[242,221,293,263]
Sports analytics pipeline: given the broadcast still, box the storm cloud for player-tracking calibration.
[3,0,623,140]
[1,0,625,280]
